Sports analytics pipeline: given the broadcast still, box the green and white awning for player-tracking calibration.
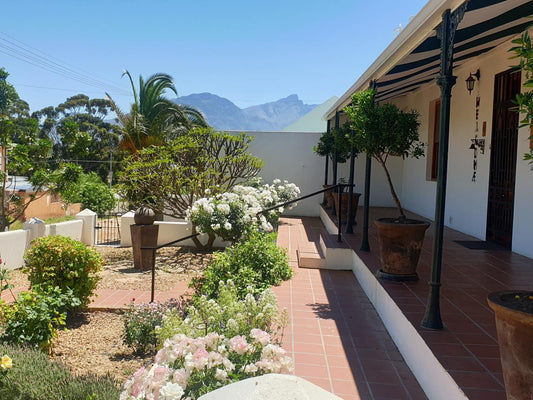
[375,0,533,102]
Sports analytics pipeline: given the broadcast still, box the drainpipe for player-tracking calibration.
[421,4,468,330]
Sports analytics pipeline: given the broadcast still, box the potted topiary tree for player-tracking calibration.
[313,125,352,211]
[344,89,429,281]
[487,28,533,400]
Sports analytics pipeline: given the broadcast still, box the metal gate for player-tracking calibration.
[95,212,121,246]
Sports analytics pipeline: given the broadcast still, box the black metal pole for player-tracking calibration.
[322,155,329,206]
[337,183,342,242]
[360,153,372,251]
[421,6,466,330]
[150,249,156,302]
[345,144,356,234]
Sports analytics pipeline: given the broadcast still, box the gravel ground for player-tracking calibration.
[4,245,215,382]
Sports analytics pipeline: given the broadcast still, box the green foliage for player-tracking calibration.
[313,124,353,163]
[344,89,422,216]
[118,127,263,226]
[65,172,115,214]
[158,280,285,344]
[122,298,184,355]
[0,285,80,351]
[24,236,103,308]
[510,28,533,162]
[32,94,123,183]
[195,231,292,299]
[0,343,120,400]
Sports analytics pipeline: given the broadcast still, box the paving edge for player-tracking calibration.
[318,210,468,400]
[350,251,468,400]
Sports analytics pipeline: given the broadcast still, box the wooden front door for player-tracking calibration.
[486,69,521,248]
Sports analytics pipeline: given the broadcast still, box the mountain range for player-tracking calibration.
[173,93,317,131]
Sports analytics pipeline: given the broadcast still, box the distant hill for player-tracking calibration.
[173,93,318,131]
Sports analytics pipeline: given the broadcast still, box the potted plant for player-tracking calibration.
[487,28,533,400]
[344,89,428,281]
[313,125,351,211]
[331,177,362,225]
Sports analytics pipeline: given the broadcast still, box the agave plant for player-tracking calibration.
[107,71,207,153]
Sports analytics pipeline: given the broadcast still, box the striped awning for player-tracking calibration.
[375,0,533,102]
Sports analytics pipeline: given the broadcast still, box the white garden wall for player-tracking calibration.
[245,130,399,217]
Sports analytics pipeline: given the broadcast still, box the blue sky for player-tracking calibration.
[2,0,427,112]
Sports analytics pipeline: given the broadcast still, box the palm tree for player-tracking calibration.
[107,71,207,153]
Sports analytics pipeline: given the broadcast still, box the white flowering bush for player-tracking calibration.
[186,179,300,243]
[157,280,287,344]
[120,330,293,400]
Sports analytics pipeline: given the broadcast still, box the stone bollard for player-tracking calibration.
[130,207,159,271]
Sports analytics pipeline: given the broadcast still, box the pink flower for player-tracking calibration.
[193,348,209,369]
[229,335,249,355]
[250,329,271,346]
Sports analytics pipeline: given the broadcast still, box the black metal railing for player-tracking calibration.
[141,183,355,301]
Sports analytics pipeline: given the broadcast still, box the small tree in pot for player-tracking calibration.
[313,125,351,210]
[344,89,429,280]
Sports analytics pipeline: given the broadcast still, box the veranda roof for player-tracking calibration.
[325,0,533,117]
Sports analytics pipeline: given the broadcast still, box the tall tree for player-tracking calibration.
[32,94,123,184]
[0,68,53,230]
[107,71,207,153]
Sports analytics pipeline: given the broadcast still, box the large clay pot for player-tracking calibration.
[323,185,335,210]
[331,192,361,225]
[374,218,430,281]
[487,291,533,400]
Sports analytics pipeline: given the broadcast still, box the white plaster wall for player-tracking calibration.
[392,34,533,257]
[44,220,83,241]
[0,230,28,270]
[246,131,398,216]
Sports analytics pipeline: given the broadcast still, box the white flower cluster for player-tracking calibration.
[186,179,300,242]
[120,330,293,400]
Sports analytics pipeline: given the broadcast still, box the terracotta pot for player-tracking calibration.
[323,185,335,209]
[374,218,430,281]
[487,291,533,400]
[331,192,361,225]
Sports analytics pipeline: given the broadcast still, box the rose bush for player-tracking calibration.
[120,330,293,400]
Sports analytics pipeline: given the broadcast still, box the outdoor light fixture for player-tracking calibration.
[466,69,480,94]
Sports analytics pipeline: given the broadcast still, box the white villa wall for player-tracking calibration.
[391,35,533,257]
[246,131,399,217]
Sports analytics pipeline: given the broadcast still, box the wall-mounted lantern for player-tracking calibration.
[466,69,480,95]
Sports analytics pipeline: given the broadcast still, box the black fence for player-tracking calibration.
[95,212,121,246]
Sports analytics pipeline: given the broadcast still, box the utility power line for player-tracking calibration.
[0,32,131,96]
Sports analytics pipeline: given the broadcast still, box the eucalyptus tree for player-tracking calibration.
[106,70,207,153]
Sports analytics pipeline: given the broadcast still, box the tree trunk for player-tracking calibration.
[377,157,405,218]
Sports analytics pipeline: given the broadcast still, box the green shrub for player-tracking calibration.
[122,298,184,355]
[24,235,103,308]
[0,285,80,351]
[157,280,286,345]
[195,231,292,299]
[0,343,120,400]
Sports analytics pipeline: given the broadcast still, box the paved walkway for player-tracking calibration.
[273,217,427,400]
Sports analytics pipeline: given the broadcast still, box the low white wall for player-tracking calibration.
[0,218,88,270]
[120,212,230,248]
[44,220,83,241]
[0,230,28,270]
